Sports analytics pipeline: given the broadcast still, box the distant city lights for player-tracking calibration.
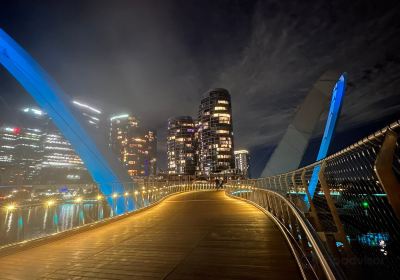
[66,174,81,180]
[5,204,17,211]
[46,200,55,207]
[13,127,21,135]
[72,100,101,114]
[234,150,249,154]
[110,114,129,121]
[22,107,43,115]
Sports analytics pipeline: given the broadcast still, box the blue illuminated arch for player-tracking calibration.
[0,29,133,214]
[307,73,346,200]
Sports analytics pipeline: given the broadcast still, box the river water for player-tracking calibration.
[0,191,161,247]
[0,201,114,247]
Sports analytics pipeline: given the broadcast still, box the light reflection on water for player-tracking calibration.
[0,191,161,247]
[0,201,112,247]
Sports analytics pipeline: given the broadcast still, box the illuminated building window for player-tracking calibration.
[219,117,230,124]
[216,130,229,134]
[214,106,226,111]
[212,113,230,118]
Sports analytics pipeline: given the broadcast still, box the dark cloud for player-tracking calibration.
[218,1,400,151]
[1,0,400,174]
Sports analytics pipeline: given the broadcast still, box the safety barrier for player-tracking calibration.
[0,180,215,249]
[227,120,400,279]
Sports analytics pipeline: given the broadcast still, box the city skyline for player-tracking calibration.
[1,1,400,177]
[0,87,255,180]
[0,87,249,183]
[0,2,399,279]
[0,102,159,184]
[167,88,242,177]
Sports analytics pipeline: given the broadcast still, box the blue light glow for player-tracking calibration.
[307,74,346,201]
[357,232,389,247]
[0,29,133,214]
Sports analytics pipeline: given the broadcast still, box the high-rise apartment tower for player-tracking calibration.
[167,116,196,175]
[234,149,250,178]
[109,114,157,178]
[197,88,234,175]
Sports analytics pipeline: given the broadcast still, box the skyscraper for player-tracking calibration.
[167,116,196,175]
[146,130,157,176]
[0,106,90,185]
[234,150,250,178]
[40,130,88,183]
[17,108,46,184]
[71,100,102,129]
[0,125,42,184]
[109,114,157,178]
[197,88,234,176]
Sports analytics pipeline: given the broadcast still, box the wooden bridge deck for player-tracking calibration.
[0,191,301,280]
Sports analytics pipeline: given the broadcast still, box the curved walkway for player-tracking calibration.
[0,191,301,280]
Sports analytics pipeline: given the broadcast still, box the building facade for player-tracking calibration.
[146,130,157,176]
[197,88,234,176]
[0,125,43,184]
[0,107,90,185]
[72,100,102,129]
[234,150,250,178]
[167,116,196,175]
[40,129,88,183]
[109,114,157,178]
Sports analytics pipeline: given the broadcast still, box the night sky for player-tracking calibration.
[1,0,400,176]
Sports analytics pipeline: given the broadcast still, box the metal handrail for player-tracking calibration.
[0,181,216,249]
[228,119,400,280]
[226,185,344,280]
[269,189,340,280]
[267,120,400,179]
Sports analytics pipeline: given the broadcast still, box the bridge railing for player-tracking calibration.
[226,120,400,280]
[0,179,215,251]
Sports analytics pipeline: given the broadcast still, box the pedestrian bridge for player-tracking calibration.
[0,191,300,280]
[0,122,400,280]
[1,28,400,280]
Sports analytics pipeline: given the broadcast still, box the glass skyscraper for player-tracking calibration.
[146,130,157,176]
[167,116,196,175]
[0,106,91,185]
[234,150,250,178]
[109,114,157,178]
[197,88,234,176]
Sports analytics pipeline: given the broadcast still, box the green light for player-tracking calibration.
[361,201,369,209]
